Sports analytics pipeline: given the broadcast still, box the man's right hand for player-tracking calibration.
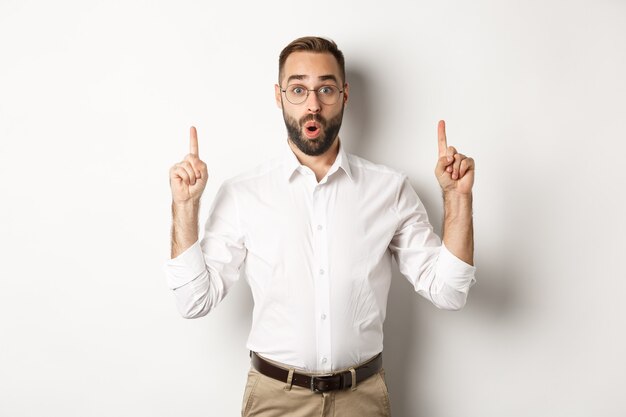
[169,126,209,204]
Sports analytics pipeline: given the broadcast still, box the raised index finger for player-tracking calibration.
[437,120,448,158]
[189,126,199,156]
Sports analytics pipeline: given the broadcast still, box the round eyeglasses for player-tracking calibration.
[281,84,343,105]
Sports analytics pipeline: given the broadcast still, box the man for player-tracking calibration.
[164,36,475,417]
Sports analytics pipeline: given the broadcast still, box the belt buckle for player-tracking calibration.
[310,373,336,393]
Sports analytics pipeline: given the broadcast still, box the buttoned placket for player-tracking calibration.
[303,170,332,373]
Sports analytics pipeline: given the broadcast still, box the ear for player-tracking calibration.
[342,82,350,107]
[274,84,283,109]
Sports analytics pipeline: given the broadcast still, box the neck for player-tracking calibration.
[288,136,340,182]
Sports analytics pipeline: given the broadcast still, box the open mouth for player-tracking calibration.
[303,121,321,139]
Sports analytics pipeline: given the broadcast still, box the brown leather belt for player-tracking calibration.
[249,351,383,393]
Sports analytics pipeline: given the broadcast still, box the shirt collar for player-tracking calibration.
[282,137,353,183]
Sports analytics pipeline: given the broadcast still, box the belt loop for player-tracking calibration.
[283,368,295,391]
[349,367,357,391]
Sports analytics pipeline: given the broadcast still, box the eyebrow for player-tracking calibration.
[286,74,339,84]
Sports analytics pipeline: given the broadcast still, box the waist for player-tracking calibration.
[246,323,384,372]
[246,334,383,374]
[250,350,383,392]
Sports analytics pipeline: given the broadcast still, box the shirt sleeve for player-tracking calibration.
[162,181,247,318]
[388,174,476,310]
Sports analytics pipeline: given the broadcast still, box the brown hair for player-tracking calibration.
[278,36,345,85]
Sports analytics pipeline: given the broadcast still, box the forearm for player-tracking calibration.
[442,191,474,266]
[170,200,200,259]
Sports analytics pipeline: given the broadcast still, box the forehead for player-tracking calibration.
[281,51,342,84]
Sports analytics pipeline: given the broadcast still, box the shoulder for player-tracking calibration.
[220,154,283,190]
[345,152,407,183]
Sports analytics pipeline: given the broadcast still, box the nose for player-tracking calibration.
[306,90,321,113]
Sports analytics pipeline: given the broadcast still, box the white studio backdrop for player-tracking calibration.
[1,0,625,416]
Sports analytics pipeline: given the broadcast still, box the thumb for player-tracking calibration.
[435,155,454,176]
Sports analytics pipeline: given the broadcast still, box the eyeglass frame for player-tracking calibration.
[280,83,345,105]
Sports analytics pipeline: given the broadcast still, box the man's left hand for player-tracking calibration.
[435,120,475,195]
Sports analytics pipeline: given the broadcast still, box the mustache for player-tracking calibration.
[299,114,326,126]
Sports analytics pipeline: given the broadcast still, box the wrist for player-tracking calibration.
[443,190,473,201]
[443,191,473,221]
[171,200,200,225]
[172,199,200,211]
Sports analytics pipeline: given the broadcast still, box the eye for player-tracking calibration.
[291,86,306,95]
[319,86,334,95]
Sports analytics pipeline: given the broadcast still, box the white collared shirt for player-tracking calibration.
[163,138,476,373]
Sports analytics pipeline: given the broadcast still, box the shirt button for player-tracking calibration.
[321,357,327,364]
[319,269,325,275]
[321,313,326,320]
[317,224,323,231]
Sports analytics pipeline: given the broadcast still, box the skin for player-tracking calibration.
[435,120,475,265]
[169,126,206,258]
[168,51,474,266]
[274,51,350,182]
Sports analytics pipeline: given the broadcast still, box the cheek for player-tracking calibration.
[289,110,305,123]
[324,107,343,120]
[284,110,302,125]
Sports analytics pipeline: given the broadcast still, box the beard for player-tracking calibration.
[282,106,344,156]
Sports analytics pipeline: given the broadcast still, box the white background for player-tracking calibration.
[1,0,625,416]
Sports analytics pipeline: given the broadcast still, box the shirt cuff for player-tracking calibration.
[162,240,207,290]
[436,242,477,290]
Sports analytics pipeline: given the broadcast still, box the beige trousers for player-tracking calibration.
[240,363,392,417]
